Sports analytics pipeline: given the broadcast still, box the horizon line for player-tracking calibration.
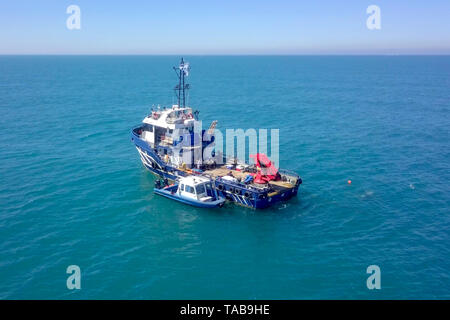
[1,53,450,56]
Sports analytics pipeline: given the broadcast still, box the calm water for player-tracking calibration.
[0,56,449,299]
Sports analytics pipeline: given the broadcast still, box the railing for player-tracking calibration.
[278,168,300,179]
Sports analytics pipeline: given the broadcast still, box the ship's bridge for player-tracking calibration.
[138,105,196,148]
[142,105,195,130]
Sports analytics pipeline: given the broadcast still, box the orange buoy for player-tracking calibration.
[348,180,352,184]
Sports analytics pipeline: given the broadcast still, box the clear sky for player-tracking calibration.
[0,0,449,54]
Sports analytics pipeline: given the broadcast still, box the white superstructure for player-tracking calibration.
[139,105,196,147]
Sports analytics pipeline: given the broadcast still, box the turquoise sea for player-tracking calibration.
[0,56,449,299]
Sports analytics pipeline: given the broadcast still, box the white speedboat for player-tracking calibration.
[154,175,226,208]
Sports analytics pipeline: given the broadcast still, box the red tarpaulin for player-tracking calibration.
[250,154,280,184]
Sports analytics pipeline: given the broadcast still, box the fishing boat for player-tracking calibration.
[131,58,302,209]
[154,175,226,208]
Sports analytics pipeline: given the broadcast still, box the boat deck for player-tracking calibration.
[204,166,248,180]
[202,166,296,192]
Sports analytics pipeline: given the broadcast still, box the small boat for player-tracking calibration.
[154,176,226,208]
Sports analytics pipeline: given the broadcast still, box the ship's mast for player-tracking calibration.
[173,58,190,108]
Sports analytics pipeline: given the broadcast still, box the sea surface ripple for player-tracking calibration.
[0,56,449,299]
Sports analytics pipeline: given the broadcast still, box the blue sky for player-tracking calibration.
[0,0,449,54]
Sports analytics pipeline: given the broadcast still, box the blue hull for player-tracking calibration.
[131,129,300,209]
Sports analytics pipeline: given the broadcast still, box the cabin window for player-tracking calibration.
[179,184,184,191]
[168,129,173,134]
[195,184,206,195]
[185,185,195,194]
[144,124,153,132]
[205,183,213,196]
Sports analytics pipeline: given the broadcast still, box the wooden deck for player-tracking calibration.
[203,166,296,192]
[203,166,248,180]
